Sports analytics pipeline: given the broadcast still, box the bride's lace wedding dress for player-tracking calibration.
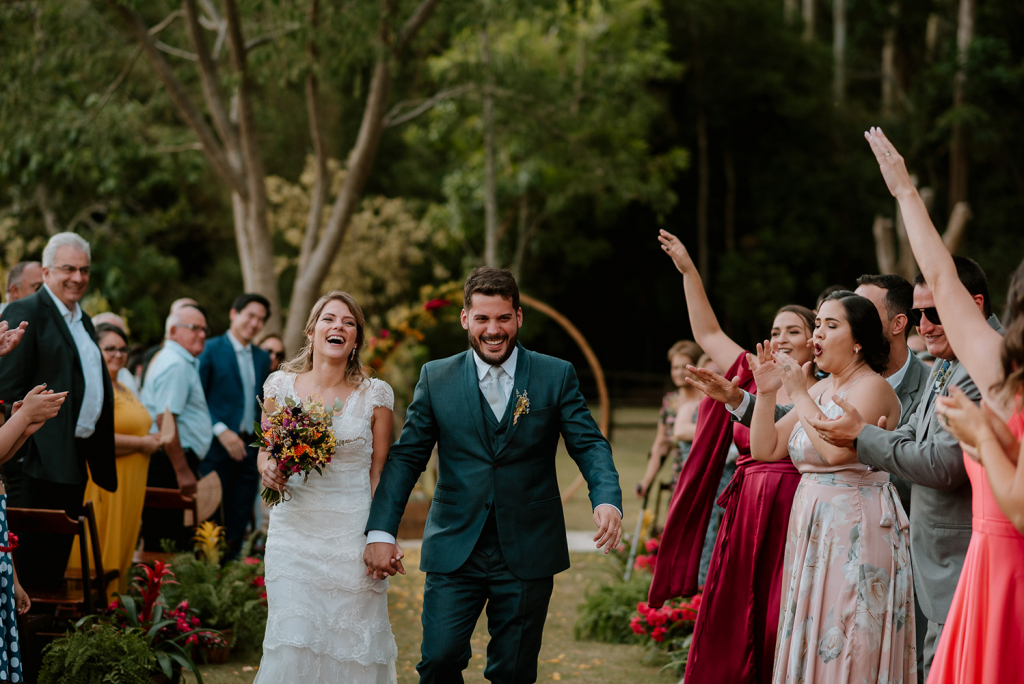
[254,371,398,683]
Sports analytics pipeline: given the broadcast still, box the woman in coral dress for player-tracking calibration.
[866,127,1024,684]
[68,323,160,594]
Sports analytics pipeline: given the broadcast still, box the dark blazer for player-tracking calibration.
[366,344,622,580]
[198,334,271,437]
[0,289,116,489]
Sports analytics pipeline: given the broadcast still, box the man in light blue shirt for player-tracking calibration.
[140,304,213,550]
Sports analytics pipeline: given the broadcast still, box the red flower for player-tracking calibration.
[244,557,260,566]
[644,537,660,553]
[379,329,391,339]
[629,615,646,635]
[651,626,668,643]
[252,575,266,588]
[424,298,451,312]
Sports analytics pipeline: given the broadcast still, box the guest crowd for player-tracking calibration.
[644,129,1023,684]
[0,128,1018,684]
[0,232,286,681]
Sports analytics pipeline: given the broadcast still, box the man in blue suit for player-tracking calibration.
[199,293,271,556]
[365,268,623,683]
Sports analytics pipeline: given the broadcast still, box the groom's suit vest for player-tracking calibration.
[367,344,621,580]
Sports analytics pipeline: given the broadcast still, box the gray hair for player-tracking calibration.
[6,261,39,290]
[42,232,91,268]
[164,304,204,337]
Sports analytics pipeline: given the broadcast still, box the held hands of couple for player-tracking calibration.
[363,542,406,580]
[593,505,623,554]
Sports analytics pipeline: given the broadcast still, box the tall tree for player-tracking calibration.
[948,0,973,211]
[108,0,442,349]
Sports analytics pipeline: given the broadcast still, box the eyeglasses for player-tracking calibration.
[178,323,210,336]
[913,307,941,326]
[54,264,90,277]
[267,351,284,360]
[100,345,129,356]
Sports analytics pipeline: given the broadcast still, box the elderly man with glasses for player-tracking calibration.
[139,304,214,552]
[0,232,117,589]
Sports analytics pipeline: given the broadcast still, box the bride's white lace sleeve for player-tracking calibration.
[263,370,289,405]
[368,379,395,411]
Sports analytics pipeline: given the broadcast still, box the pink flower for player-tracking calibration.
[244,557,260,566]
[645,537,660,553]
[629,615,646,635]
[379,329,391,339]
[424,298,450,312]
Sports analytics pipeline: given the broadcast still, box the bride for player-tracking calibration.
[254,291,400,683]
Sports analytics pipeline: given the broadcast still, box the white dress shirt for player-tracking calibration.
[367,345,619,547]
[43,284,104,438]
[212,331,257,437]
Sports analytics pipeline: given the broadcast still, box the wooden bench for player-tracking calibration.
[63,500,120,604]
[133,487,198,564]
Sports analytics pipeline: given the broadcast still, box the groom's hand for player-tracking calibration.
[363,542,406,580]
[593,505,623,554]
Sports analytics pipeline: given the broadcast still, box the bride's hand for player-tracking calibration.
[261,459,289,492]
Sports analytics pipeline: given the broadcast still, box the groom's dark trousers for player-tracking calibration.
[367,344,621,684]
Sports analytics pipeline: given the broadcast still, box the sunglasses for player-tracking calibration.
[912,307,942,326]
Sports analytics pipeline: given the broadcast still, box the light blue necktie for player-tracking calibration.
[485,366,506,422]
[239,346,256,432]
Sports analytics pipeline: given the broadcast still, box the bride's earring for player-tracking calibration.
[854,345,861,353]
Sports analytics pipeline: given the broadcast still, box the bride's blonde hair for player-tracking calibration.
[281,291,369,386]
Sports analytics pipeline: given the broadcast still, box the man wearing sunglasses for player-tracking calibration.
[0,232,117,590]
[809,255,1003,679]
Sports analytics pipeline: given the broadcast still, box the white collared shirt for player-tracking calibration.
[212,331,257,437]
[472,346,518,409]
[43,284,104,438]
[885,348,913,390]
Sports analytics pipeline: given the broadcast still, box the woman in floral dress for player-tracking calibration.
[751,291,916,684]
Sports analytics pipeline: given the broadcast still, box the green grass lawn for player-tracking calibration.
[188,408,671,683]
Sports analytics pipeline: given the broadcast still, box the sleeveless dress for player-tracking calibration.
[773,385,916,684]
[254,372,398,684]
[926,409,1024,684]
[0,496,22,682]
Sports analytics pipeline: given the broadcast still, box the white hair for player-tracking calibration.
[42,232,91,268]
[165,311,182,338]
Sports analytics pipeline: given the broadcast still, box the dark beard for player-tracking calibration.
[469,329,518,366]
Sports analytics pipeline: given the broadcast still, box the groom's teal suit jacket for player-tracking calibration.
[366,344,621,580]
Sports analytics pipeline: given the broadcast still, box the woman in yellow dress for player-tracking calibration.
[69,323,162,594]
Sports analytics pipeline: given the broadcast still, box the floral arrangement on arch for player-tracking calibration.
[364,281,463,372]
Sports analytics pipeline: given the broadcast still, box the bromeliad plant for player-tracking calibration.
[79,560,221,682]
[194,521,225,566]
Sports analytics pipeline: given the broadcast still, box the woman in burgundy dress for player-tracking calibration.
[649,229,816,683]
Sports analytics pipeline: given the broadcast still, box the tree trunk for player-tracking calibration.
[784,0,798,25]
[696,110,710,277]
[833,0,846,105]
[481,20,499,268]
[949,0,974,212]
[802,0,815,41]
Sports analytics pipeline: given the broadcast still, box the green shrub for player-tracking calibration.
[39,623,155,684]
[573,574,651,644]
[161,552,268,651]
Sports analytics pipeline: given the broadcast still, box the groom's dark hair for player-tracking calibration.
[464,267,520,311]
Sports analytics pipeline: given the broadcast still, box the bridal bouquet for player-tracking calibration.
[252,394,344,505]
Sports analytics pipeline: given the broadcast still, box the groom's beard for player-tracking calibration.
[469,328,518,366]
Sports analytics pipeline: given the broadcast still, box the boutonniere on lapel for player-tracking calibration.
[513,390,530,426]
[933,363,954,394]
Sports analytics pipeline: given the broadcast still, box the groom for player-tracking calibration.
[365,267,622,683]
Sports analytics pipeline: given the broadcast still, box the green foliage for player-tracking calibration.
[573,574,651,644]
[161,553,268,651]
[38,622,155,684]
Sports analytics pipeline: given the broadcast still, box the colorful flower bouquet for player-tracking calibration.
[252,394,345,505]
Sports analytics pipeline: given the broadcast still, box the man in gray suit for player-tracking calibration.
[809,256,1001,680]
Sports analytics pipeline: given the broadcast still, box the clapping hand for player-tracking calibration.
[685,365,745,409]
[864,127,916,199]
[12,384,67,436]
[772,344,814,397]
[657,230,696,275]
[806,395,880,449]
[934,387,1019,464]
[0,321,27,357]
[747,342,783,395]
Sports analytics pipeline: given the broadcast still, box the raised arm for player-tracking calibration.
[865,128,1004,406]
[658,230,744,370]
